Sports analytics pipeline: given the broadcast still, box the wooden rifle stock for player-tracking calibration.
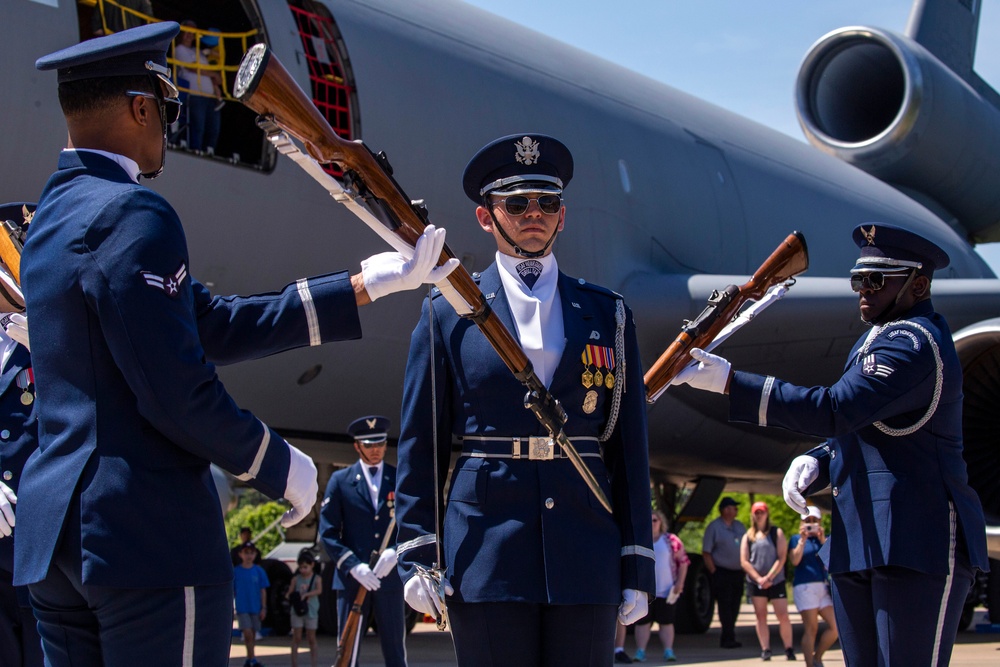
[643,232,809,400]
[234,44,612,513]
[0,215,25,285]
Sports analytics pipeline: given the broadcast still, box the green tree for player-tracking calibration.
[224,501,286,557]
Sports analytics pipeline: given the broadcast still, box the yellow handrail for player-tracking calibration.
[88,0,260,102]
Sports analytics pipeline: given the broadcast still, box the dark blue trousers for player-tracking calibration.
[447,600,617,667]
[830,554,973,667]
[0,573,44,667]
[26,522,233,667]
[337,584,407,667]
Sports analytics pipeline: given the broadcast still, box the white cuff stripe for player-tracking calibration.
[759,376,775,426]
[296,278,321,346]
[337,550,356,569]
[236,423,271,481]
[622,545,656,560]
[397,534,437,555]
[182,587,195,667]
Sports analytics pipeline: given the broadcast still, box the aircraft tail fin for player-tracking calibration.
[906,0,997,101]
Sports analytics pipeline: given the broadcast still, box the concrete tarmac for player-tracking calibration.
[230,605,1000,666]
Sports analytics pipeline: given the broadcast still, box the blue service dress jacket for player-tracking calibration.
[0,343,37,580]
[729,299,988,576]
[319,461,402,592]
[15,151,362,588]
[395,263,656,605]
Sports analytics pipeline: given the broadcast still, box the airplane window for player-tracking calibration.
[75,0,276,172]
[287,0,361,176]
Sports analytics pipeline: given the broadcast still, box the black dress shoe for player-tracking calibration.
[614,650,634,663]
[721,640,743,649]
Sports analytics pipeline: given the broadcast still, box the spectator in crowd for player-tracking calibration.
[789,506,838,667]
[234,542,270,667]
[231,527,262,566]
[702,496,746,648]
[741,501,794,661]
[173,21,223,154]
[633,510,689,663]
[286,549,322,667]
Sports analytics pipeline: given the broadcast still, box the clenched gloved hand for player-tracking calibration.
[4,313,29,351]
[0,481,15,538]
[361,225,460,302]
[281,443,318,528]
[618,589,649,625]
[672,348,732,394]
[783,455,820,515]
[404,574,453,617]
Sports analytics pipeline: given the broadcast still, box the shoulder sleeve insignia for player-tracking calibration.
[861,353,895,378]
[140,262,188,298]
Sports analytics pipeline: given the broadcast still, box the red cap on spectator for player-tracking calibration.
[751,501,769,514]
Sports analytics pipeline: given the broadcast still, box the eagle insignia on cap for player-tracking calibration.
[140,262,188,298]
[862,225,877,245]
[514,136,540,165]
[366,418,377,429]
[20,205,34,227]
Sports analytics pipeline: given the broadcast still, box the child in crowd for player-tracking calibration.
[234,542,270,667]
[286,550,323,667]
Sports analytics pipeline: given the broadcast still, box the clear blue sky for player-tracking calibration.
[462,0,1000,270]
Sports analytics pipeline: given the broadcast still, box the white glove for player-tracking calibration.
[0,481,15,538]
[361,225,460,302]
[280,443,318,528]
[666,585,682,605]
[350,563,381,591]
[617,589,649,625]
[372,547,398,579]
[5,313,28,351]
[783,454,820,515]
[404,574,453,617]
[672,347,731,394]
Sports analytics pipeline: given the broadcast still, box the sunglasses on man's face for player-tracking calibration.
[850,271,909,293]
[494,194,562,216]
[126,91,183,125]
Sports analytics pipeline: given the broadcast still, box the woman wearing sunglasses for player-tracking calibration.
[673,224,988,667]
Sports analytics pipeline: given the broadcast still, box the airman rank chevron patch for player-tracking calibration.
[140,262,188,298]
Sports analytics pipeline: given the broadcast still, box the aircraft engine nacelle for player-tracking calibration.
[795,27,1000,243]
[953,319,1000,560]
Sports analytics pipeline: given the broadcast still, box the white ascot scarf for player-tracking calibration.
[497,252,565,387]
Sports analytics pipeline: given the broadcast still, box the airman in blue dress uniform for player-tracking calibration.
[18,23,454,667]
[395,134,656,666]
[320,415,407,667]
[676,224,989,666]
[0,203,44,667]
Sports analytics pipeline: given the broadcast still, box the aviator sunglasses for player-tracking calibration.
[494,194,563,216]
[850,271,909,293]
[126,91,183,125]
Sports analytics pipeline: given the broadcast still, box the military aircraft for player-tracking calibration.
[3,0,999,632]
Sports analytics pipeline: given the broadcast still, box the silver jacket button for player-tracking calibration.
[544,498,555,509]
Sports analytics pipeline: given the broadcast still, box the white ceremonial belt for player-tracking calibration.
[397,534,436,556]
[462,435,602,460]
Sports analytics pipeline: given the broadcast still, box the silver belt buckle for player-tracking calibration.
[528,436,555,461]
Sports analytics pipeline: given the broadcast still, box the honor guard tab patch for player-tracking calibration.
[515,260,543,289]
[140,262,188,297]
[861,354,895,378]
[887,328,921,351]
